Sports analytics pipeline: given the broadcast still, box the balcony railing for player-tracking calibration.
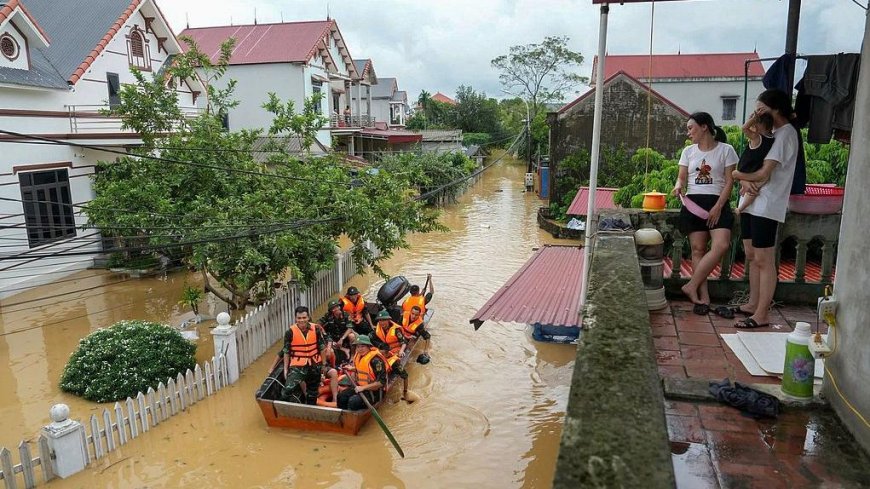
[66,105,203,134]
[328,114,375,129]
[619,209,840,305]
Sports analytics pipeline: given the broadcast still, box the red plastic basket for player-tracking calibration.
[804,184,845,196]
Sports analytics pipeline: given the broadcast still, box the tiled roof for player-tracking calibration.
[0,0,144,89]
[419,129,462,142]
[470,245,584,329]
[557,71,690,118]
[391,90,407,103]
[250,136,327,162]
[431,92,456,105]
[594,52,766,80]
[181,20,356,79]
[371,77,397,98]
[566,187,619,216]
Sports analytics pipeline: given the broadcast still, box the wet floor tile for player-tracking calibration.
[678,332,722,347]
[668,414,706,444]
[671,442,719,489]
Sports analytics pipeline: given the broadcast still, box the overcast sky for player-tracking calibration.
[160,1,868,103]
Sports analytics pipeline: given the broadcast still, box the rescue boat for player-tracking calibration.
[254,308,433,435]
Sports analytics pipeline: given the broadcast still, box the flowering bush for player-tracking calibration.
[60,320,196,402]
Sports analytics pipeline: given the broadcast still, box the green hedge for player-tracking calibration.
[60,320,196,402]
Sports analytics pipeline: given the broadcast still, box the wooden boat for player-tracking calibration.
[255,309,433,435]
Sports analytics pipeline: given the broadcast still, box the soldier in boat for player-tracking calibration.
[338,335,388,410]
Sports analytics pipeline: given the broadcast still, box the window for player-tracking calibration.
[19,169,77,248]
[0,34,19,61]
[127,28,151,70]
[722,97,738,121]
[312,82,323,115]
[107,73,121,108]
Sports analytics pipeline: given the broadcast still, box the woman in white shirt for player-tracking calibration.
[672,112,739,315]
[730,89,799,329]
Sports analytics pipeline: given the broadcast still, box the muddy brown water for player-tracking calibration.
[0,156,578,488]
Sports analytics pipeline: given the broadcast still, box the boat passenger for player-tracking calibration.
[401,306,431,360]
[319,299,356,365]
[282,306,335,405]
[338,335,388,410]
[373,310,409,399]
[401,274,433,315]
[341,286,374,336]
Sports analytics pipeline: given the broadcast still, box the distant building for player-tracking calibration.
[419,130,463,154]
[431,92,457,106]
[361,77,410,128]
[548,71,689,205]
[593,52,766,124]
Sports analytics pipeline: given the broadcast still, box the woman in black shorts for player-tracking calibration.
[671,112,739,314]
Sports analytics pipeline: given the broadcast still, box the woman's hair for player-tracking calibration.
[757,88,794,119]
[755,112,775,131]
[689,111,728,143]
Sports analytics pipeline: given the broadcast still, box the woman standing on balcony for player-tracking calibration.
[672,112,739,315]
[731,89,800,328]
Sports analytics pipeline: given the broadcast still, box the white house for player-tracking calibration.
[358,77,410,128]
[181,20,379,152]
[592,52,766,124]
[0,0,203,297]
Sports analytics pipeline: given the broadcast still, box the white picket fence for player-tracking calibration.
[0,242,381,488]
[0,354,229,489]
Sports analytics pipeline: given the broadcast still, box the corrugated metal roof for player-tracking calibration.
[0,0,134,89]
[470,245,584,329]
[593,52,766,81]
[567,187,619,216]
[250,136,327,162]
[419,129,462,142]
[181,20,335,65]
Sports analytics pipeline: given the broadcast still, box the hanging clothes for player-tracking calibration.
[794,53,861,144]
[762,53,796,93]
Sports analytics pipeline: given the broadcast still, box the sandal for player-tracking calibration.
[730,306,754,316]
[692,303,710,315]
[734,318,769,329]
[714,306,734,319]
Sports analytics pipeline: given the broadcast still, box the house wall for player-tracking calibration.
[646,78,765,124]
[549,77,688,205]
[215,63,304,132]
[827,8,870,454]
[0,3,199,297]
[369,98,392,126]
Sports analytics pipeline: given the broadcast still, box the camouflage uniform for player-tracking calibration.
[281,325,327,405]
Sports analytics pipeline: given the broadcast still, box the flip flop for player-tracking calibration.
[714,306,734,319]
[692,303,710,315]
[734,318,769,329]
[730,306,753,317]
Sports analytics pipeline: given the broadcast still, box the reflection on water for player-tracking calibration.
[1,155,578,488]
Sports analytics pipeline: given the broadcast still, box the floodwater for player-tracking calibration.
[0,155,578,488]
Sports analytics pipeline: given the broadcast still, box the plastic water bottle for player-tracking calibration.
[781,322,815,398]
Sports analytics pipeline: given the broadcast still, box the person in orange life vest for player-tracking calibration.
[337,335,389,410]
[341,286,374,336]
[281,306,337,405]
[402,305,431,356]
[402,274,433,315]
[372,309,410,398]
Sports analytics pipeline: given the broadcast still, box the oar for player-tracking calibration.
[342,367,405,458]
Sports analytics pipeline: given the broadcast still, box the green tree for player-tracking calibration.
[491,36,586,120]
[87,38,441,310]
[453,85,506,140]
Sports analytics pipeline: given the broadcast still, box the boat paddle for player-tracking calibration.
[341,367,405,458]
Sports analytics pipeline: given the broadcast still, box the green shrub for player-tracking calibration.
[60,320,196,402]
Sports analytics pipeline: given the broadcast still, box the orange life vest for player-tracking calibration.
[288,324,322,367]
[341,295,366,322]
[402,294,426,315]
[354,349,386,387]
[375,322,403,354]
[401,311,424,338]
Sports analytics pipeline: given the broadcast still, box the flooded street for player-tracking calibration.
[1,156,578,488]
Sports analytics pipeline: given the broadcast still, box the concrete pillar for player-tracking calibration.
[367,85,372,123]
[827,6,870,453]
[41,404,87,478]
[211,312,240,384]
[356,83,363,126]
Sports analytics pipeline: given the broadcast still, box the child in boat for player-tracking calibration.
[733,110,776,214]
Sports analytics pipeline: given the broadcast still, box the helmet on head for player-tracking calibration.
[354,335,373,346]
[346,286,360,296]
[328,299,341,310]
[375,310,392,321]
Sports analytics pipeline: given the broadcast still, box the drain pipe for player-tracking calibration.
[579,3,609,315]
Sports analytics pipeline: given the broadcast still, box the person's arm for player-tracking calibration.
[734,159,777,183]
[283,330,292,378]
[708,164,736,226]
[425,274,433,295]
[356,358,385,393]
[672,166,688,196]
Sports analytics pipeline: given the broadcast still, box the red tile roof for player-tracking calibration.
[470,245,584,329]
[0,0,51,44]
[69,0,142,85]
[567,187,619,216]
[593,52,766,81]
[431,92,457,105]
[181,20,352,69]
[557,71,690,118]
